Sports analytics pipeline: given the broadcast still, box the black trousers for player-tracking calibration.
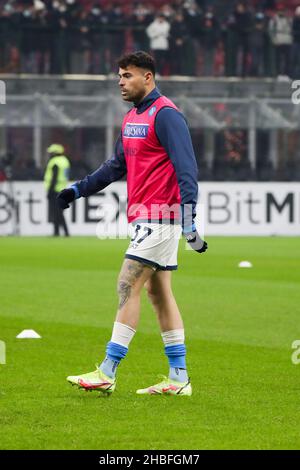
[48,191,69,237]
[275,44,291,76]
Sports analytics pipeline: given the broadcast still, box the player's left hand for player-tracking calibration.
[56,188,76,209]
[185,230,208,254]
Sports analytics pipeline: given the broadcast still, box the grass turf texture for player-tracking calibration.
[0,236,300,450]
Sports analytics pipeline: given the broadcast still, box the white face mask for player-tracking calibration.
[34,0,46,11]
[137,7,149,16]
[4,4,13,13]
[256,13,264,20]
[66,0,75,4]
[53,1,60,9]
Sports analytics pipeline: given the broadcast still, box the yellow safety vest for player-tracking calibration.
[44,155,70,193]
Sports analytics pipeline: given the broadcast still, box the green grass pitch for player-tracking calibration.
[0,236,300,450]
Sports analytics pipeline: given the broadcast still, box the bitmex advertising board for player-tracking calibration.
[0,182,299,236]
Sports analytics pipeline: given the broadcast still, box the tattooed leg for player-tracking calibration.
[115,259,154,330]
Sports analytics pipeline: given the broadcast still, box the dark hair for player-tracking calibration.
[117,51,156,76]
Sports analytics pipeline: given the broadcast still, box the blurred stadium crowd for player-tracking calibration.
[1,0,300,78]
[1,0,300,184]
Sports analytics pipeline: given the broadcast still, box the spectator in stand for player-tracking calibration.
[292,6,300,78]
[183,1,203,75]
[160,4,175,22]
[72,8,92,74]
[19,2,40,73]
[0,1,21,73]
[107,5,127,73]
[131,3,152,52]
[268,4,292,78]
[87,3,104,75]
[50,0,74,74]
[35,2,52,74]
[224,12,236,76]
[249,12,268,77]
[86,3,112,74]
[170,11,188,75]
[232,2,252,77]
[0,0,298,79]
[146,13,170,75]
[201,6,220,76]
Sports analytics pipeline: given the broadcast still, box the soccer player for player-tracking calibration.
[57,51,207,396]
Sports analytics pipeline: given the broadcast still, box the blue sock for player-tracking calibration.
[100,357,119,379]
[99,341,128,379]
[165,344,188,383]
[169,367,188,383]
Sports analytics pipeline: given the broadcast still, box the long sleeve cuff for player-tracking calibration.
[71,184,80,199]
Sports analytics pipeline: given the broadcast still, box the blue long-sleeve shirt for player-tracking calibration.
[74,88,199,231]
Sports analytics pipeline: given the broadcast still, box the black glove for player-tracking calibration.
[56,188,76,209]
[185,230,208,254]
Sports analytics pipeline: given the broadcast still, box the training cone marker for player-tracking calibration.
[16,329,41,339]
[238,261,253,268]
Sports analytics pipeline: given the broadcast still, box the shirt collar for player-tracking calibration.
[135,87,161,114]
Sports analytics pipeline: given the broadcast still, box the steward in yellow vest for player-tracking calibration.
[44,144,70,237]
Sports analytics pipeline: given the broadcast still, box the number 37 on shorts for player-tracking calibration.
[125,222,182,271]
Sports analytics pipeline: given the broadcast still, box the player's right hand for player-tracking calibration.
[56,188,76,209]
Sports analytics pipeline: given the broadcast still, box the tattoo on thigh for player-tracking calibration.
[117,261,145,309]
[126,261,145,280]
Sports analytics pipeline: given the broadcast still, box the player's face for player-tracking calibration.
[118,66,152,104]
